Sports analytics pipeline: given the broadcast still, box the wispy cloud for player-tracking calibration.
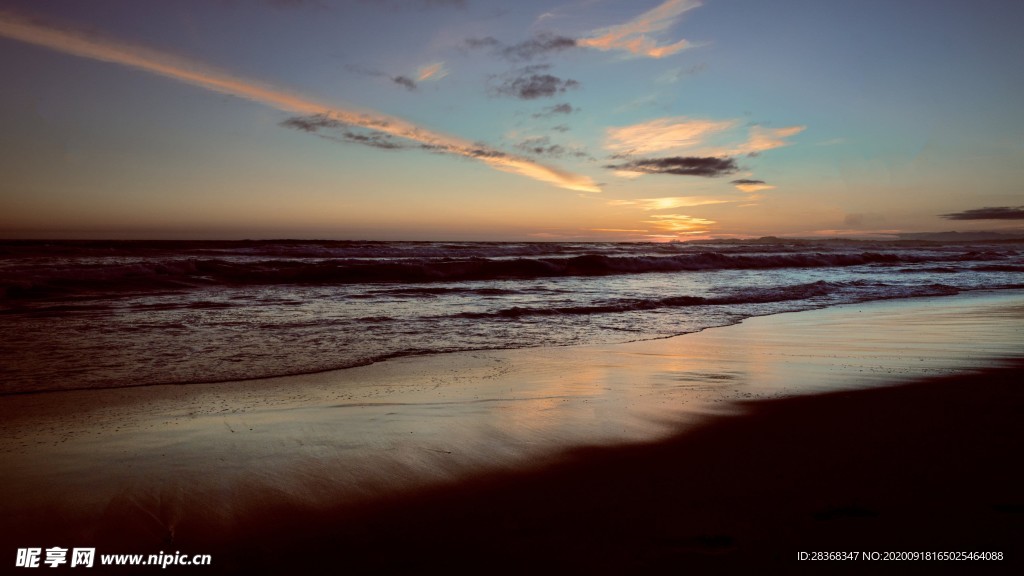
[734,125,806,156]
[578,0,701,58]
[607,117,804,158]
[392,75,417,91]
[281,115,408,150]
[0,9,599,193]
[464,33,577,61]
[503,33,578,61]
[941,206,1024,220]
[417,61,448,81]
[655,63,706,84]
[730,179,775,193]
[512,135,591,160]
[645,213,716,234]
[606,117,735,155]
[608,196,730,210]
[348,61,446,91]
[606,156,738,177]
[490,65,580,100]
[532,102,576,118]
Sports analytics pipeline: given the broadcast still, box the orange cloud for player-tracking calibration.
[0,10,599,193]
[417,61,448,82]
[730,179,776,193]
[739,125,806,155]
[578,0,701,58]
[645,213,716,234]
[699,125,806,157]
[606,117,735,155]
[609,196,730,210]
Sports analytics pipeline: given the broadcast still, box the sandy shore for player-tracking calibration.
[2,291,1023,571]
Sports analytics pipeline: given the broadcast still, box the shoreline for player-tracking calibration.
[2,290,1023,569]
[2,287,1013,398]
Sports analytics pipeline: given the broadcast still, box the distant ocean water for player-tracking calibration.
[2,238,1022,394]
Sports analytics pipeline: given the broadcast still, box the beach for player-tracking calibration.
[2,290,1022,571]
[4,0,1024,571]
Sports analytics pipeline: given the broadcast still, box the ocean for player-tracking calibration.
[2,238,1022,394]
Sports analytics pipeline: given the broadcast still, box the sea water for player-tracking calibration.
[1,238,1021,393]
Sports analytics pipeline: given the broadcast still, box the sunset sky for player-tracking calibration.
[2,0,1022,240]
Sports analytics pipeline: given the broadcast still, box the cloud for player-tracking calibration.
[606,117,804,158]
[606,156,738,177]
[464,36,501,50]
[0,9,599,193]
[391,75,417,91]
[578,0,701,58]
[606,117,735,155]
[532,102,576,118]
[734,125,805,156]
[655,63,706,84]
[941,206,1024,220]
[502,33,577,61]
[464,33,577,61]
[608,196,730,210]
[645,213,716,234]
[512,136,591,160]
[281,114,408,150]
[730,179,775,193]
[491,65,580,100]
[416,61,448,81]
[349,61,445,90]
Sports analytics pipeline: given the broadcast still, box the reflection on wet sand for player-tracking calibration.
[1,291,1022,549]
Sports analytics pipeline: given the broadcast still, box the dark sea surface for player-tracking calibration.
[2,238,1022,394]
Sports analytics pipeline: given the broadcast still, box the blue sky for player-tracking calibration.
[1,0,1022,240]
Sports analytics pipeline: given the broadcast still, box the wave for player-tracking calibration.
[453,281,961,319]
[2,249,1012,301]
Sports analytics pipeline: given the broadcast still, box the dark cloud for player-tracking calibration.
[606,156,739,177]
[512,136,591,160]
[502,33,577,61]
[730,179,765,185]
[491,66,580,100]
[465,146,508,159]
[280,115,341,133]
[532,102,576,118]
[464,33,577,61]
[464,36,501,50]
[551,124,570,133]
[344,65,420,92]
[941,206,1024,220]
[392,75,417,91]
[280,114,407,150]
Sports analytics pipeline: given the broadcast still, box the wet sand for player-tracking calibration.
[2,291,1023,571]
[236,362,1024,573]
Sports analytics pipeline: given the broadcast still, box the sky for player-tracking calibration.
[1,0,1023,241]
